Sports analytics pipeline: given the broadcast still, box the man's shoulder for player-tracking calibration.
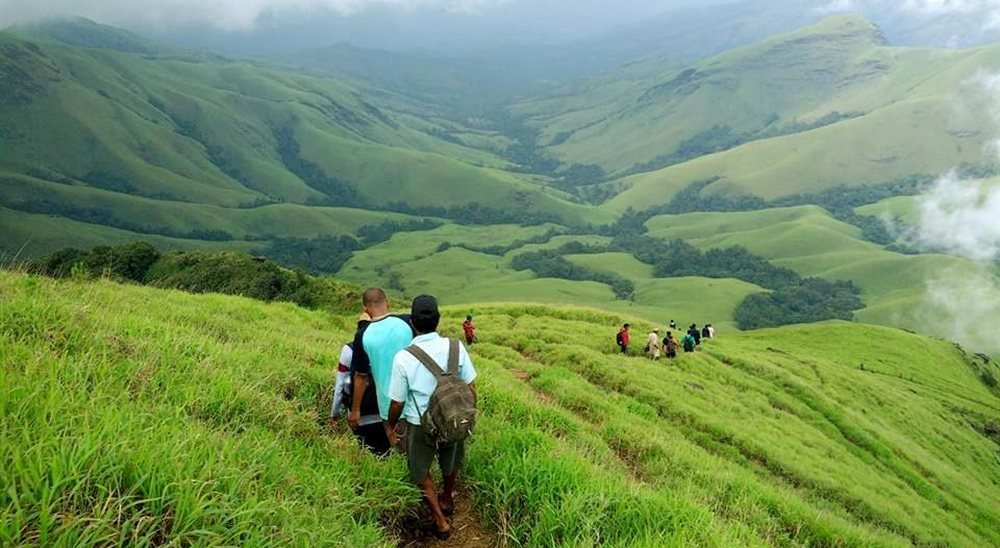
[364,315,412,339]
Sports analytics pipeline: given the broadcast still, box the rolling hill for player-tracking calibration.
[2,271,998,545]
[512,15,998,209]
[0,22,604,258]
[1,15,996,355]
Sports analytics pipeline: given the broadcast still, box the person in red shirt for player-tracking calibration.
[616,323,631,354]
[462,314,478,345]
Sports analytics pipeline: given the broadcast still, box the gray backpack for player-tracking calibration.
[405,339,477,445]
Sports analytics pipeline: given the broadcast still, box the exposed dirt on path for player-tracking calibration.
[397,487,500,548]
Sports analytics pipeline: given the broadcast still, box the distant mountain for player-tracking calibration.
[0,25,603,259]
[513,15,998,208]
[9,17,163,55]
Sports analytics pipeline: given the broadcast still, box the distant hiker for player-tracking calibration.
[646,328,660,360]
[387,295,478,540]
[330,341,354,419]
[664,332,678,359]
[462,314,478,346]
[707,324,715,339]
[616,323,631,354]
[689,324,702,346]
[349,288,415,455]
[701,324,710,340]
[681,332,696,353]
[669,320,677,330]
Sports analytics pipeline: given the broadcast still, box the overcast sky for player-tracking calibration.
[2,0,997,54]
[1,0,702,33]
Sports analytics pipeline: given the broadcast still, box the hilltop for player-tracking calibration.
[1,271,998,545]
[514,15,998,208]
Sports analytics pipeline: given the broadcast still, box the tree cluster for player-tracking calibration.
[510,250,635,300]
[30,242,356,311]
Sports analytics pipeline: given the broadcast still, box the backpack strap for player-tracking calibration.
[447,339,460,375]
[406,344,448,378]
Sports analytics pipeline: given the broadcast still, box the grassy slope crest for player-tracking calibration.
[512,15,997,209]
[1,272,998,546]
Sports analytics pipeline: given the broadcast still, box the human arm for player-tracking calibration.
[348,328,370,430]
[386,400,405,447]
[386,352,413,446]
[348,373,368,430]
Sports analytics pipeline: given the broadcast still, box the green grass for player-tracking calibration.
[2,271,997,546]
[855,177,1000,225]
[0,29,603,258]
[512,15,997,208]
[338,228,763,330]
[643,205,994,349]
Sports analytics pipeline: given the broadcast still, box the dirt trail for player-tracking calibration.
[398,487,500,548]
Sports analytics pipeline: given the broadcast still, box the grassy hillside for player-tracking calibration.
[2,271,998,545]
[512,15,997,208]
[334,224,763,331]
[644,205,995,350]
[0,27,601,257]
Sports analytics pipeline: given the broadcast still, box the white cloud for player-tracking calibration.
[900,0,998,15]
[920,267,1000,355]
[1,0,511,31]
[911,174,1000,262]
[816,0,857,14]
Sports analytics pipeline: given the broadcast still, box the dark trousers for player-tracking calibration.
[354,422,391,457]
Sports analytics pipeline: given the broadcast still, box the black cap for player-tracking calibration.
[411,294,440,321]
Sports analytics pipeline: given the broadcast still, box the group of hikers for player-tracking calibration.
[329,289,477,540]
[617,320,715,359]
[326,292,713,539]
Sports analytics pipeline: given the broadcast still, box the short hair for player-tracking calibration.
[412,314,440,334]
[362,288,387,306]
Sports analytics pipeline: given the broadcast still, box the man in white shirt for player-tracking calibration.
[646,328,660,360]
[387,295,477,540]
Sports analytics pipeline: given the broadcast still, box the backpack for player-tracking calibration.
[616,331,624,346]
[666,339,677,352]
[405,339,477,445]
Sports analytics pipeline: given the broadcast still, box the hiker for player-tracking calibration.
[689,324,702,346]
[330,341,354,419]
[664,331,678,359]
[701,324,711,340]
[707,324,716,339]
[681,331,696,353]
[646,328,660,360]
[349,288,415,455]
[462,314,478,346]
[387,295,477,540]
[616,323,631,354]
[669,319,677,330]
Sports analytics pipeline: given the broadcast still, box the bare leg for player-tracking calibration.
[440,471,457,516]
[418,474,452,536]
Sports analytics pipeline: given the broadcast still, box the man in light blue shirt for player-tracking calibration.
[348,288,414,455]
[387,295,477,540]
